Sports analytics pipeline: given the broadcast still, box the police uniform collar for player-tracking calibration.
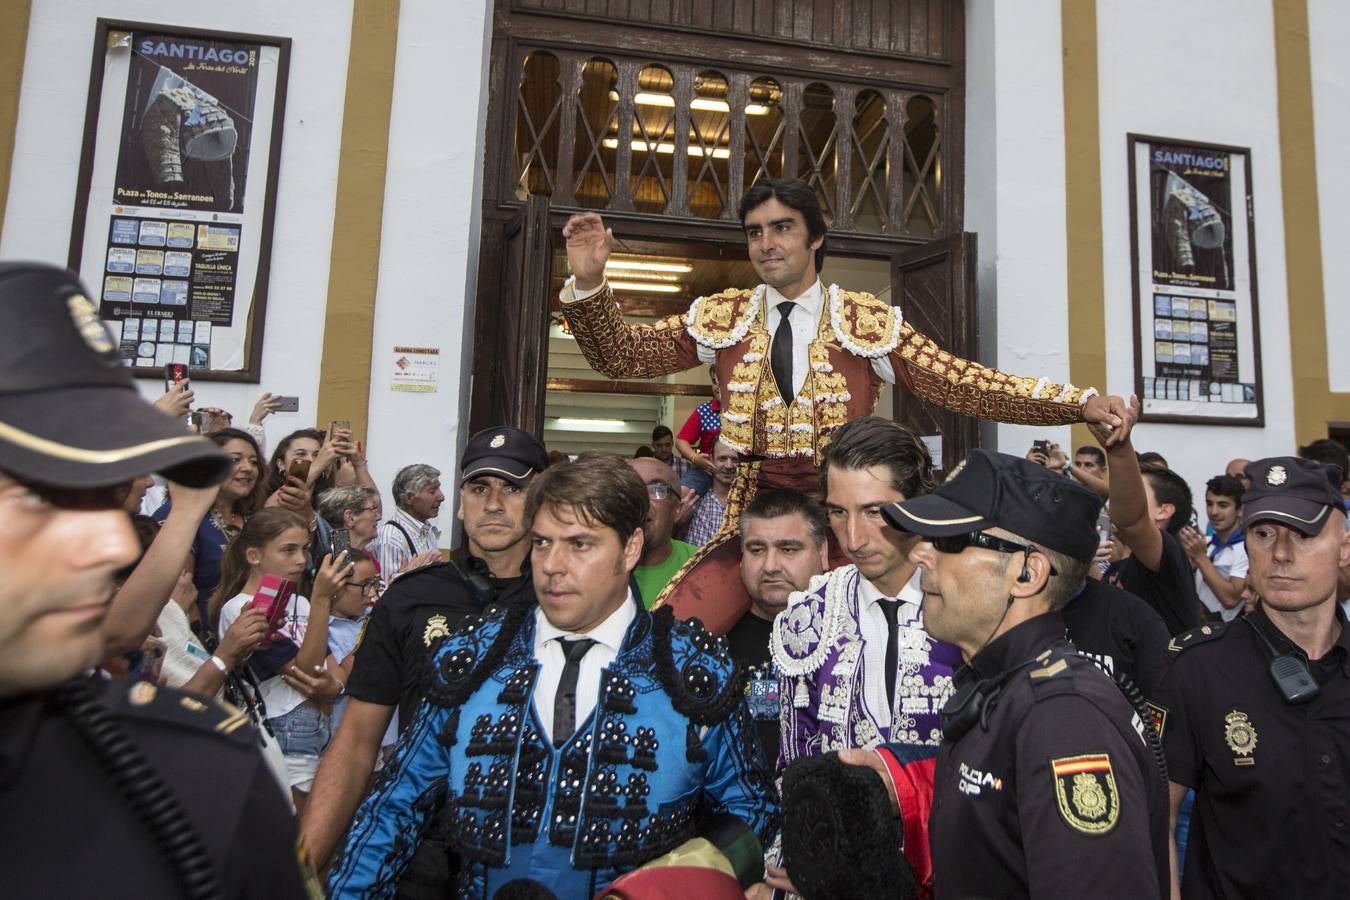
[968,611,1069,681]
[0,692,44,788]
[1247,605,1350,665]
[451,544,530,580]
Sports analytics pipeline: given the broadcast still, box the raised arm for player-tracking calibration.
[560,213,702,379]
[890,321,1126,436]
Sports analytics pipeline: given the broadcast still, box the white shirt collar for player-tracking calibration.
[765,279,824,318]
[394,505,438,537]
[857,567,924,610]
[534,590,637,655]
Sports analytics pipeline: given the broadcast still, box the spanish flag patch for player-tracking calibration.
[1050,754,1119,835]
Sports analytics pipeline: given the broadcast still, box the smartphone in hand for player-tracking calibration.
[248,574,297,636]
[287,458,312,483]
[163,362,188,392]
[1033,439,1051,455]
[330,527,352,557]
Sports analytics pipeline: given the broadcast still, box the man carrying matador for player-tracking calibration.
[561,177,1127,632]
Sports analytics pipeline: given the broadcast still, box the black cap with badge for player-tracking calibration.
[0,262,231,488]
[881,448,1104,563]
[460,425,549,487]
[1242,456,1344,536]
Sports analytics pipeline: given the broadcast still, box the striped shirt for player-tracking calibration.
[374,506,440,588]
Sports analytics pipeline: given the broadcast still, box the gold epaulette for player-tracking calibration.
[684,287,761,349]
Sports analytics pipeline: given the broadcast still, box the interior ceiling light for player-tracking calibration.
[602,269,682,283]
[608,90,770,116]
[608,280,682,293]
[552,417,628,432]
[602,137,730,160]
[605,258,694,274]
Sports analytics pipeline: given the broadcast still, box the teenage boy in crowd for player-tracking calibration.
[1179,474,1248,623]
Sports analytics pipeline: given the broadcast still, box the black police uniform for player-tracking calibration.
[929,612,1170,899]
[1,676,309,899]
[346,548,534,728]
[1062,576,1172,700]
[1153,607,1350,899]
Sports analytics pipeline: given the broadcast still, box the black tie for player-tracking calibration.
[877,599,902,713]
[771,300,795,404]
[553,638,596,747]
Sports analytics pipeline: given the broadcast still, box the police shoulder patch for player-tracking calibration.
[1050,754,1119,835]
[1165,621,1228,656]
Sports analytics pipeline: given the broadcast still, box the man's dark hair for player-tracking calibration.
[1136,450,1169,473]
[1205,474,1245,507]
[1074,446,1106,467]
[820,417,936,501]
[738,177,829,272]
[633,445,654,459]
[651,425,673,443]
[740,487,828,547]
[1142,467,1193,534]
[1298,438,1349,479]
[526,451,648,542]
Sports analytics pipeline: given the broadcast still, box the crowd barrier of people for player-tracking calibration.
[3,178,1349,900]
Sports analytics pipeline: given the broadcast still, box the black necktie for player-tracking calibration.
[553,638,596,747]
[771,300,795,404]
[877,599,902,712]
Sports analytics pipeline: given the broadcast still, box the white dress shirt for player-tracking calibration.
[564,278,897,389]
[855,568,925,727]
[532,593,637,743]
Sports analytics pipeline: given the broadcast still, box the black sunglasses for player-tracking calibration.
[930,531,1059,576]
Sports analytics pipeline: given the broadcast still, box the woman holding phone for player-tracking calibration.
[213,508,355,812]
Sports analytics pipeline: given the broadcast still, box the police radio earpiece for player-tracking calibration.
[1242,618,1320,705]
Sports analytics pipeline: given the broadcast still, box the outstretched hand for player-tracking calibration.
[562,212,614,292]
[1084,394,1138,449]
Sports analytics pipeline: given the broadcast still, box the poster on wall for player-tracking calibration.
[1127,135,1264,425]
[69,21,290,381]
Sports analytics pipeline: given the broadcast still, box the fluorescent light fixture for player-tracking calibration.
[608,281,682,293]
[605,259,694,274]
[601,137,730,160]
[607,90,770,116]
[552,417,628,432]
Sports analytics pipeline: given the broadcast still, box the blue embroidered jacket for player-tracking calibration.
[329,601,778,898]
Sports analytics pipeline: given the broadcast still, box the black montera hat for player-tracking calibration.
[0,262,230,488]
[780,752,916,900]
[461,425,549,486]
[881,448,1103,563]
[1242,456,1345,536]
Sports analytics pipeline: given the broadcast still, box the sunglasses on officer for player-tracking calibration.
[929,531,1059,576]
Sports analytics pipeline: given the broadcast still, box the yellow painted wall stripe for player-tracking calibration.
[1061,0,1107,452]
[0,0,34,238]
[316,0,401,440]
[1272,0,1350,438]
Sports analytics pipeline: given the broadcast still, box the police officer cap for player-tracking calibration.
[780,752,916,900]
[0,262,230,489]
[881,448,1103,563]
[1242,456,1344,536]
[460,425,548,487]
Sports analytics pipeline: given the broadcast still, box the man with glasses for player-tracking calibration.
[878,449,1168,898]
[629,456,698,606]
[302,426,548,886]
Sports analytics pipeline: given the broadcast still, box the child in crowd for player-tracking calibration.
[213,508,354,812]
[675,365,723,495]
[326,549,400,765]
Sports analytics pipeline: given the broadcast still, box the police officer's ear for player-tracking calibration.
[1008,549,1053,599]
[1336,512,1350,569]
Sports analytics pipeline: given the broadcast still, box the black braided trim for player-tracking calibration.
[54,678,223,900]
[650,606,747,726]
[424,603,530,709]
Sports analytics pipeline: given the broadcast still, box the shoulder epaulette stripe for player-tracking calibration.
[1029,659,1068,679]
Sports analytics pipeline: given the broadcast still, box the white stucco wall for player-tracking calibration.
[1096,0,1297,498]
[2,1,495,547]
[1309,0,1350,393]
[2,0,355,454]
[361,1,495,541]
[965,0,1076,457]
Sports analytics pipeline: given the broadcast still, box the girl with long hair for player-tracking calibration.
[213,508,354,812]
[154,427,269,629]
